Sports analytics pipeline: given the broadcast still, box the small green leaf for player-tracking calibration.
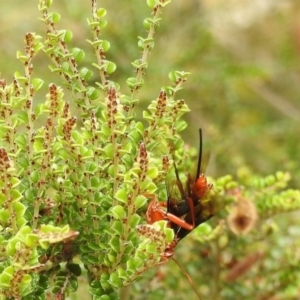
[13,202,26,217]
[175,119,187,132]
[126,77,144,90]
[44,0,53,8]
[16,217,27,229]
[107,251,117,263]
[25,234,39,248]
[137,37,154,50]
[131,59,148,69]
[87,241,102,251]
[106,61,116,74]
[12,111,28,125]
[146,244,158,254]
[147,0,156,8]
[129,214,141,228]
[172,138,184,151]
[90,279,103,289]
[10,189,23,202]
[87,86,100,100]
[0,269,13,288]
[110,205,126,220]
[33,138,44,152]
[61,61,70,72]
[34,42,44,53]
[66,263,81,277]
[69,276,78,292]
[90,177,100,188]
[14,71,27,81]
[126,77,136,89]
[143,18,152,30]
[0,210,10,225]
[102,40,110,52]
[146,166,158,179]
[111,220,124,235]
[140,180,157,194]
[51,12,61,23]
[168,71,177,82]
[99,19,107,29]
[80,67,93,80]
[97,8,107,18]
[18,226,32,237]
[109,272,123,288]
[71,48,85,62]
[109,236,120,253]
[117,267,128,280]
[32,78,44,92]
[134,195,147,210]
[30,170,40,183]
[194,223,212,236]
[103,143,113,158]
[115,189,127,203]
[165,227,175,243]
[15,134,27,150]
[61,30,73,43]
[107,164,116,177]
[10,177,21,188]
[142,110,154,122]
[16,51,28,63]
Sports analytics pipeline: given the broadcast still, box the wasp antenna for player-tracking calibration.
[196,128,203,179]
[171,257,202,300]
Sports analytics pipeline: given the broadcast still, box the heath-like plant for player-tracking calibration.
[1,1,300,300]
[0,0,194,299]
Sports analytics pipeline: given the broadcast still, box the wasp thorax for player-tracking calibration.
[192,174,212,199]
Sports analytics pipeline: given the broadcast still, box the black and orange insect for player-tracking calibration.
[146,128,215,260]
[145,129,216,299]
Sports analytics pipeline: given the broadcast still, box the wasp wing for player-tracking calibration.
[176,190,217,240]
[165,177,184,215]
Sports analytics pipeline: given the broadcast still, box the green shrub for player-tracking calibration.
[0,1,300,300]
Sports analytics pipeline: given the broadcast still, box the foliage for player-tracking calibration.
[0,0,300,300]
[130,172,300,300]
[0,0,190,299]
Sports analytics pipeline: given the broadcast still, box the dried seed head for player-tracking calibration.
[0,148,13,170]
[227,195,258,235]
[225,251,264,282]
[0,79,6,88]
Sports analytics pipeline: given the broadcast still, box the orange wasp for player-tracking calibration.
[146,128,214,259]
[145,129,215,299]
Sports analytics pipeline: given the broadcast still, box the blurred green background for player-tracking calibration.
[1,0,300,299]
